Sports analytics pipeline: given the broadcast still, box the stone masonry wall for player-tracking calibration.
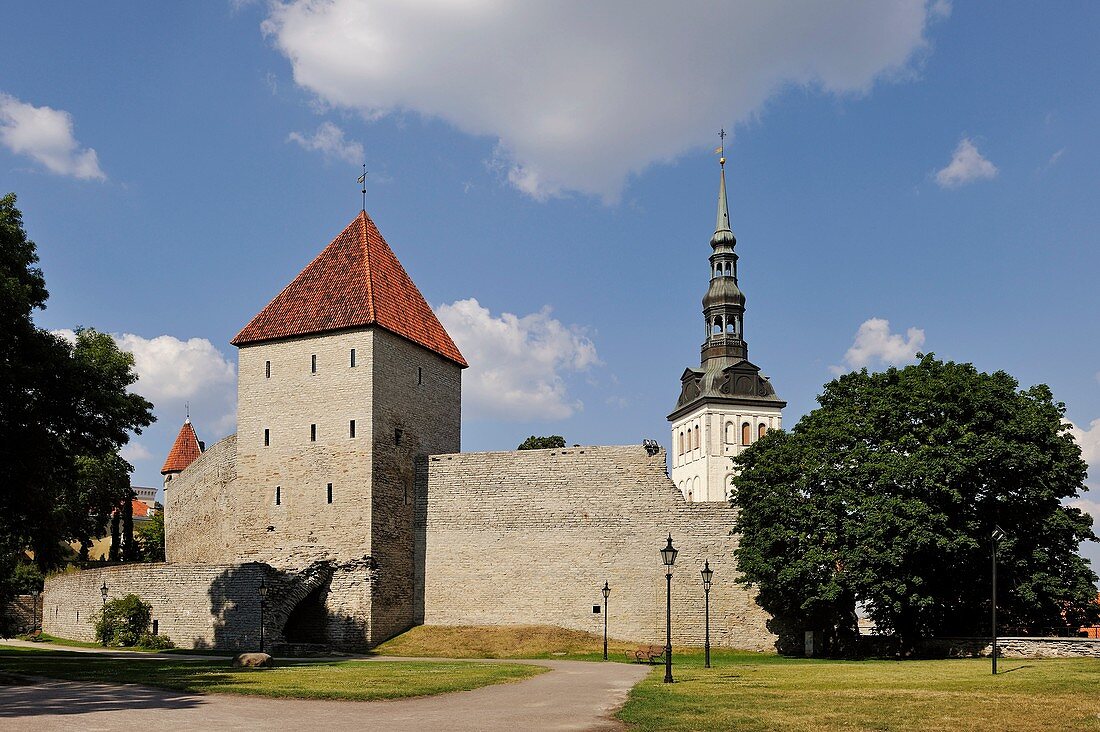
[369,328,461,644]
[924,636,1100,659]
[2,595,41,635]
[234,329,376,566]
[418,445,775,651]
[42,563,268,650]
[165,435,237,563]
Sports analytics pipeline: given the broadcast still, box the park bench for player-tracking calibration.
[626,645,665,664]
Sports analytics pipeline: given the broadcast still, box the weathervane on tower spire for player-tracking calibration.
[358,164,367,212]
[716,128,727,167]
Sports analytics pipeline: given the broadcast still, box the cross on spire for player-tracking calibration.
[718,128,727,167]
[358,164,367,211]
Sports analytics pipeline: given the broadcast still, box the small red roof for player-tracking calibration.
[230,210,467,367]
[161,419,202,474]
[131,498,153,518]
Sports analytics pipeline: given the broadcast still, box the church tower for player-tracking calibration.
[668,151,785,502]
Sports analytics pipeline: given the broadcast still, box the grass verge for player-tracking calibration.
[0,646,545,701]
[373,624,647,661]
[618,651,1100,731]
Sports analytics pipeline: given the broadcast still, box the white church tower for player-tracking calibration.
[668,148,786,502]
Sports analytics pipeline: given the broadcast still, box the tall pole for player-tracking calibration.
[603,593,608,661]
[664,568,674,683]
[991,538,998,675]
[260,598,266,654]
[704,584,711,669]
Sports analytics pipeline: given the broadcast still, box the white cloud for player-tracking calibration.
[287,121,364,164]
[832,317,925,373]
[1068,418,1100,473]
[435,298,599,420]
[261,1,943,202]
[0,93,106,180]
[120,442,154,463]
[935,137,998,188]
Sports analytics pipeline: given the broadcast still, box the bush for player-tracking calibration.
[94,593,152,647]
[138,632,175,650]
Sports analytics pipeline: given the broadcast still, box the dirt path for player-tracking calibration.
[0,656,651,731]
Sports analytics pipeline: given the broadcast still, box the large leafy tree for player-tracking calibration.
[518,435,566,450]
[734,355,1098,654]
[0,193,154,572]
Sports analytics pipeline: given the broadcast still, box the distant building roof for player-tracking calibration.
[131,498,154,519]
[230,210,467,367]
[161,419,202,474]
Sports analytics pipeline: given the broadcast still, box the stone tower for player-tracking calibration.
[229,209,467,643]
[161,417,203,492]
[668,155,785,502]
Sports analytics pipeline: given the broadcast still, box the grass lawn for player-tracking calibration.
[373,623,641,661]
[0,646,545,701]
[619,650,1100,731]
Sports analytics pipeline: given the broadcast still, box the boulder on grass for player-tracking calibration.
[231,652,274,668]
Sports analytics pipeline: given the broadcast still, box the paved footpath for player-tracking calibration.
[0,643,651,732]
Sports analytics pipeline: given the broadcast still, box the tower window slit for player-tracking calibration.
[350,348,356,367]
[264,429,269,447]
[417,366,423,385]
[275,486,281,506]
[327,483,333,504]
[394,428,403,446]
[349,419,356,438]
[310,424,316,442]
[265,360,270,378]
[311,354,317,373]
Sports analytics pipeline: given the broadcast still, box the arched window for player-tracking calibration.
[726,317,736,333]
[742,422,751,445]
[714,264,721,278]
[679,431,685,455]
[724,261,732,276]
[712,316,722,335]
[694,425,700,450]
[725,421,735,444]
[687,489,693,502]
[759,423,767,439]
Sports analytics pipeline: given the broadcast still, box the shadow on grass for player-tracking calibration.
[997,664,1035,674]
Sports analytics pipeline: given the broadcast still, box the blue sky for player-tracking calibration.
[2,2,1098,565]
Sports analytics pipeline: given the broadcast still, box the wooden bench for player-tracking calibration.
[625,645,666,664]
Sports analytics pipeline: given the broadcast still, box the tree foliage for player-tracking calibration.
[136,506,166,563]
[518,435,567,450]
[0,193,154,573]
[733,355,1098,654]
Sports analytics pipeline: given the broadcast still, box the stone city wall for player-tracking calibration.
[42,563,267,650]
[165,434,238,563]
[418,445,775,651]
[2,595,41,636]
[924,636,1100,659]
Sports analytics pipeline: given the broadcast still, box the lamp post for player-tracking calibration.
[30,587,41,634]
[601,581,611,660]
[259,578,268,654]
[660,534,678,684]
[991,525,1006,675]
[701,559,713,669]
[100,581,108,646]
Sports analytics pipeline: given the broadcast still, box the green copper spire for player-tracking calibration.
[711,151,736,249]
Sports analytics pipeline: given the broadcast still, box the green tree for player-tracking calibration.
[517,435,567,450]
[734,355,1098,654]
[0,193,154,572]
[136,506,165,562]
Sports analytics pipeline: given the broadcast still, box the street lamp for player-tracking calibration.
[991,525,1007,675]
[258,578,268,654]
[30,587,41,635]
[701,559,714,669]
[100,581,108,646]
[660,534,678,684]
[601,581,611,660]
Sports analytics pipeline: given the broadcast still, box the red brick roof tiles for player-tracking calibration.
[230,211,467,367]
[161,419,202,474]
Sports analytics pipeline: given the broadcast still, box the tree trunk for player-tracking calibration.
[108,510,121,561]
[121,488,136,561]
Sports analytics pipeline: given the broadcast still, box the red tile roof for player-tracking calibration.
[230,211,467,367]
[161,419,202,474]
[131,498,153,518]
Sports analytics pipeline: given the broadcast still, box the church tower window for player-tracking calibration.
[759,423,767,440]
[742,422,751,446]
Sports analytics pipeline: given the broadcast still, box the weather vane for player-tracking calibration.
[185,401,190,420]
[716,128,727,167]
[357,164,367,211]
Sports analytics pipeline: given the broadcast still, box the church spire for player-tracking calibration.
[701,136,746,365]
